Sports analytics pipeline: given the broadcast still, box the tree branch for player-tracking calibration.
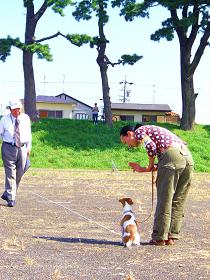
[190,22,210,74]
[170,8,186,44]
[35,31,65,43]
[34,1,49,23]
[188,4,200,48]
[104,55,121,67]
[182,5,188,18]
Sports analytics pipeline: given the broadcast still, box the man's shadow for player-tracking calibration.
[0,203,10,207]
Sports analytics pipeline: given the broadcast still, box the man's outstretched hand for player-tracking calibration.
[129,162,146,172]
[128,162,158,172]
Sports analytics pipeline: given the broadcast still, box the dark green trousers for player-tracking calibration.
[152,147,194,241]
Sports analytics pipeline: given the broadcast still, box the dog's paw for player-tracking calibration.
[124,245,132,249]
[125,241,132,248]
[133,242,141,246]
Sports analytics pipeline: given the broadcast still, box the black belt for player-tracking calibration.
[3,142,25,148]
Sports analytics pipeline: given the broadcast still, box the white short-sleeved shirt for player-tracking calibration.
[0,113,32,151]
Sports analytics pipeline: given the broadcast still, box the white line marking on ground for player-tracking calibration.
[30,191,121,236]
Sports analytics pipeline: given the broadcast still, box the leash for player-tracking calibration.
[29,191,121,237]
[141,170,155,224]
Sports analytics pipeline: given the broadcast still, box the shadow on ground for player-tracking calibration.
[34,236,122,246]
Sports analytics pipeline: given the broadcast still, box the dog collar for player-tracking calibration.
[123,210,133,214]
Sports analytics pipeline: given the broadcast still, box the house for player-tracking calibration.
[34,94,179,124]
[165,111,181,124]
[111,103,174,123]
[36,93,93,120]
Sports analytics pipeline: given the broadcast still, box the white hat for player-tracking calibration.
[8,99,22,109]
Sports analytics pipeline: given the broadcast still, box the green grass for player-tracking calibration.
[0,119,210,172]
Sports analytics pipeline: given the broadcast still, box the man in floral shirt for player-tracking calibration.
[120,124,194,246]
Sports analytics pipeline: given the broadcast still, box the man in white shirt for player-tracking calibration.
[0,99,32,207]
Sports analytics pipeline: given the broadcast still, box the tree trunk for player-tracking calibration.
[96,1,113,127]
[180,47,196,130]
[23,2,39,122]
[180,73,196,130]
[98,63,113,127]
[23,50,38,121]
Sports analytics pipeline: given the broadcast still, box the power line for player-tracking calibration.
[1,79,209,95]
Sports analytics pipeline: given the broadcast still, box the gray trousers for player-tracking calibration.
[152,146,194,241]
[1,142,28,200]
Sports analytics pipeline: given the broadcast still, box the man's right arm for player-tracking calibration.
[0,117,5,138]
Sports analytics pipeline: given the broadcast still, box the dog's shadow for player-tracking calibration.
[33,236,151,247]
[33,235,123,246]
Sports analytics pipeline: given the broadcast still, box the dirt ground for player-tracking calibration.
[0,168,209,280]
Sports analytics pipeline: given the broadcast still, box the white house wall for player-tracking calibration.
[112,109,166,122]
[58,95,92,118]
[72,105,92,119]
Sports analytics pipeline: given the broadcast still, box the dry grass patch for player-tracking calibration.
[51,267,61,280]
[2,236,25,251]
[124,271,136,280]
[189,186,210,201]
[24,255,35,266]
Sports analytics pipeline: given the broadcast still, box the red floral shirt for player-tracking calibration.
[135,125,185,158]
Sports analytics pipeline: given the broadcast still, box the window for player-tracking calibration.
[75,113,89,120]
[120,115,134,121]
[48,110,63,118]
[38,110,63,119]
[143,115,157,123]
[48,111,55,118]
[55,111,62,118]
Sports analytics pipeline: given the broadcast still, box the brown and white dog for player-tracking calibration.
[119,198,141,247]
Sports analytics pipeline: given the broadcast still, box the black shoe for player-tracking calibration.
[8,200,16,207]
[1,193,10,202]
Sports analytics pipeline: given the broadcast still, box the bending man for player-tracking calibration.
[120,123,194,245]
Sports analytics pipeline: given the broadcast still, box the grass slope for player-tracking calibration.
[0,119,209,172]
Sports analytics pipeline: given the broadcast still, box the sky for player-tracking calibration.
[0,1,209,124]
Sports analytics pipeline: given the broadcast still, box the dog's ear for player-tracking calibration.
[119,198,126,206]
[125,198,134,205]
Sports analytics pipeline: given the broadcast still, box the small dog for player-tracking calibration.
[119,198,141,247]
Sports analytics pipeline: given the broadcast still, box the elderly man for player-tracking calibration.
[0,99,32,207]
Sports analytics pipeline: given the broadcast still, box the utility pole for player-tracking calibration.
[119,76,134,103]
[152,84,156,104]
[0,103,3,117]
[62,74,65,93]
[43,75,46,94]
